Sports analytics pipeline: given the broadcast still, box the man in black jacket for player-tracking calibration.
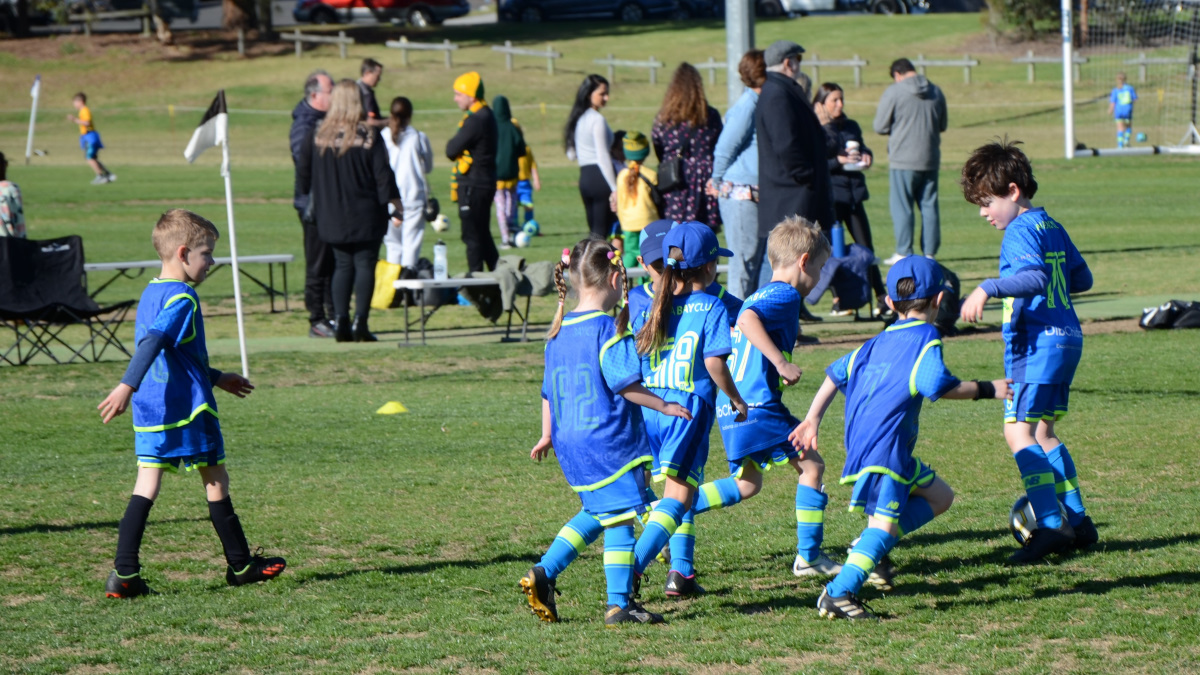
[290,70,335,338]
[446,71,499,273]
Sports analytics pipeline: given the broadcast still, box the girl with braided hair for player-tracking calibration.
[520,237,691,626]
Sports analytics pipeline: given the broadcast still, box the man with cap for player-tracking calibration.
[756,39,835,329]
[446,71,499,272]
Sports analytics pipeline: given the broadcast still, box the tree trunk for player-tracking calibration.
[256,0,273,38]
[222,0,256,30]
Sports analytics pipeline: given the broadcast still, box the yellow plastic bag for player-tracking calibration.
[370,260,404,310]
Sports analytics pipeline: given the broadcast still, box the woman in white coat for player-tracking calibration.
[382,96,434,268]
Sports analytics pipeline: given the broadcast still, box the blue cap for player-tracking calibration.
[887,255,950,301]
[638,220,676,265]
[661,221,733,270]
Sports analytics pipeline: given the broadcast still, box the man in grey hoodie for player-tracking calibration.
[874,58,948,264]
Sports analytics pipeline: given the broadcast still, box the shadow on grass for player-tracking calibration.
[926,569,1200,611]
[296,552,540,584]
[0,517,208,537]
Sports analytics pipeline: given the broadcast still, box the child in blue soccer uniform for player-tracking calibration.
[630,221,749,606]
[521,237,692,626]
[960,139,1097,564]
[791,256,1011,619]
[1108,72,1138,148]
[97,209,285,598]
[691,216,842,579]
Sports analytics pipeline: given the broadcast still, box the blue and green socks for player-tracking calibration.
[603,525,636,608]
[537,509,603,579]
[826,527,898,598]
[633,497,687,574]
[1014,446,1063,529]
[668,510,696,576]
[795,485,828,564]
[1045,443,1087,527]
[692,477,742,515]
[897,496,935,537]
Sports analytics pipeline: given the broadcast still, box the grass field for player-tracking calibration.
[2,12,1200,674]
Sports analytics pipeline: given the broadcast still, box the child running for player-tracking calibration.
[97,209,285,598]
[790,255,1011,620]
[959,139,1097,563]
[67,92,116,185]
[521,238,692,626]
[516,142,540,226]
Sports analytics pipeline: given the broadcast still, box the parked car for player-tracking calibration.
[294,0,470,25]
[498,0,681,22]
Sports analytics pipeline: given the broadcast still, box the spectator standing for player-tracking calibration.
[651,63,723,232]
[0,151,25,238]
[710,49,768,298]
[873,57,948,264]
[291,70,335,338]
[382,96,433,270]
[298,80,400,343]
[492,95,527,250]
[446,71,499,272]
[357,59,386,129]
[564,75,620,240]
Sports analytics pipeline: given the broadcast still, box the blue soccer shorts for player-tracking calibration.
[578,464,653,526]
[80,131,103,160]
[728,439,799,477]
[1005,382,1070,423]
[644,393,711,488]
[848,460,936,524]
[136,446,225,473]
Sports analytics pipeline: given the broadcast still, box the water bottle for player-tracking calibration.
[831,223,847,259]
[433,240,448,280]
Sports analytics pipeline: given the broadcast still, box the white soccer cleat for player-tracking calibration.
[793,552,842,577]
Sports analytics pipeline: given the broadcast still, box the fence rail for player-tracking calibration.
[914,53,980,84]
[1124,52,1192,83]
[492,40,562,75]
[281,29,354,59]
[385,36,459,68]
[68,7,151,37]
[594,54,665,84]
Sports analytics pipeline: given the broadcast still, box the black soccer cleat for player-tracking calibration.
[663,570,706,598]
[816,589,878,621]
[226,549,287,586]
[604,602,664,625]
[1007,523,1075,565]
[105,570,154,599]
[865,554,897,592]
[1071,516,1099,550]
[519,566,560,623]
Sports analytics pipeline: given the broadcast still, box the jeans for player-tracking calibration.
[458,185,498,272]
[330,240,379,321]
[719,197,772,299]
[298,210,334,326]
[888,169,940,258]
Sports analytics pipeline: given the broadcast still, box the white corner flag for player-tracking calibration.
[25,75,41,166]
[183,90,249,378]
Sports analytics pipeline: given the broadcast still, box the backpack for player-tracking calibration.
[1141,300,1200,329]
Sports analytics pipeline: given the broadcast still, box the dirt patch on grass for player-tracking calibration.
[262,352,543,390]
[4,593,46,606]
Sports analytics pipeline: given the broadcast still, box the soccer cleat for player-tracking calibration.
[1071,516,1099,550]
[632,571,644,600]
[518,566,560,623]
[1007,523,1076,565]
[829,302,855,317]
[105,570,154,599]
[90,175,109,185]
[792,552,843,577]
[225,549,287,586]
[794,333,821,347]
[816,589,877,620]
[604,602,664,625]
[663,570,706,598]
[865,555,897,592]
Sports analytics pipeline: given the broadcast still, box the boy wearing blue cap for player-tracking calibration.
[790,255,1011,620]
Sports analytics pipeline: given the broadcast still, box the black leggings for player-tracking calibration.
[579,164,613,240]
[834,201,886,299]
[330,240,379,321]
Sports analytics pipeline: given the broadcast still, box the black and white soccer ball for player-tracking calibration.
[1009,495,1069,546]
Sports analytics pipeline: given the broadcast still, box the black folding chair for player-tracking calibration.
[0,235,134,366]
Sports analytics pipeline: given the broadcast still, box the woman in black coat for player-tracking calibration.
[299,79,400,342]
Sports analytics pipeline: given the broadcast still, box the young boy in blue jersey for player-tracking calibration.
[687,216,841,579]
[522,237,692,625]
[97,209,286,598]
[960,139,1097,564]
[1108,73,1138,148]
[791,255,1012,619]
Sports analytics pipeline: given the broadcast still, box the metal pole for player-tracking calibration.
[725,0,752,107]
[25,75,39,165]
[1062,0,1075,159]
[221,141,250,378]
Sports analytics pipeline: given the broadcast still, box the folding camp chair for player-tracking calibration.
[0,235,134,366]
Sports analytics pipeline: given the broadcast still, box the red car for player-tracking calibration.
[293,0,470,26]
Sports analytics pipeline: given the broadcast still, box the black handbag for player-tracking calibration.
[639,173,666,217]
[656,135,689,193]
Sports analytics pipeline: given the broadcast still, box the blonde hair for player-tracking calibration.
[548,238,630,340]
[153,209,218,260]
[766,216,831,269]
[315,79,367,158]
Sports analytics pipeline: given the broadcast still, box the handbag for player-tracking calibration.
[638,173,666,217]
[656,135,689,194]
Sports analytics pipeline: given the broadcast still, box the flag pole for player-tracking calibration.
[26,75,40,165]
[221,140,250,379]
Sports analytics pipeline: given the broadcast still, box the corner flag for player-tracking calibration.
[184,90,229,174]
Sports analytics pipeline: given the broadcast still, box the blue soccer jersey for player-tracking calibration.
[130,279,218,439]
[629,281,740,333]
[542,311,653,492]
[998,208,1088,384]
[1111,84,1137,119]
[706,281,743,328]
[642,291,732,408]
[828,319,960,485]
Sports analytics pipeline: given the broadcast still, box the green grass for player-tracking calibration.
[2,14,1200,674]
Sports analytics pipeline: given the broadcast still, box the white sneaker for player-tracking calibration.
[881,253,907,266]
[923,254,936,261]
[106,173,117,183]
[90,175,109,185]
[793,552,842,577]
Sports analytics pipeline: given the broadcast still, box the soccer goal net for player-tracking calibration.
[1070,0,1200,155]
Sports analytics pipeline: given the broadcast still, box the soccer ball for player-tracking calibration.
[1136,132,1148,143]
[1009,495,1068,546]
[431,214,451,233]
[514,230,533,248]
[523,219,540,237]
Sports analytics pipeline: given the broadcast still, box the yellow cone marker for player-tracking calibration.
[376,401,408,415]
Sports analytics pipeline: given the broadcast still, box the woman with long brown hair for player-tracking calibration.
[298,79,400,342]
[651,63,723,232]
